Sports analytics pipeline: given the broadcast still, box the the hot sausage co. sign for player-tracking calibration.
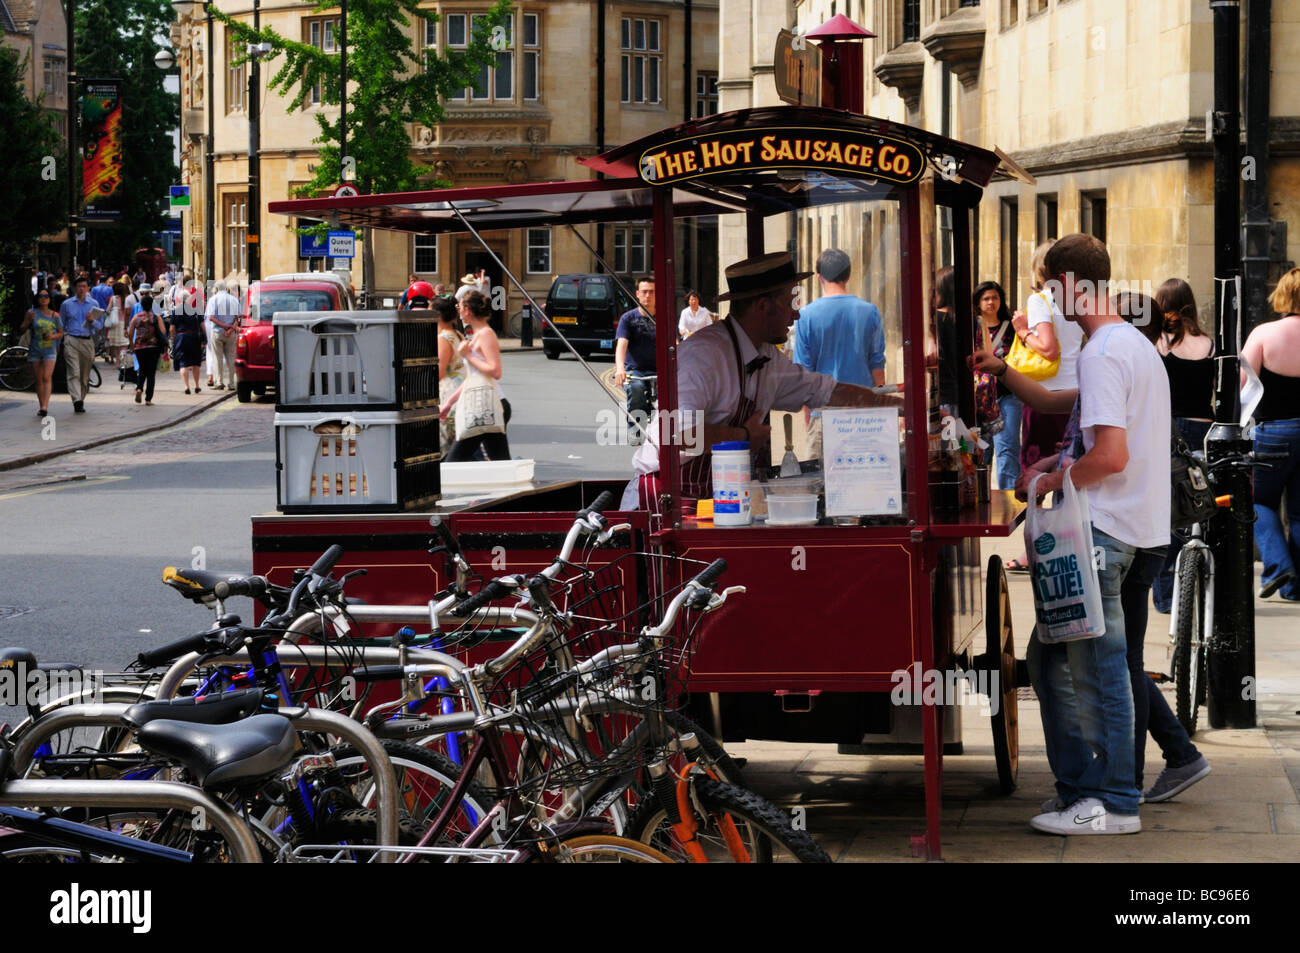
[638,127,926,186]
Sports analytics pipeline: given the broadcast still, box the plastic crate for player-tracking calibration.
[275,409,441,513]
[274,310,441,411]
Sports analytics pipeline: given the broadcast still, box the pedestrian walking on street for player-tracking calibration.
[205,279,241,390]
[19,289,62,417]
[58,275,104,413]
[431,293,466,450]
[170,298,206,394]
[440,290,511,461]
[105,281,129,367]
[127,295,168,406]
[615,276,657,446]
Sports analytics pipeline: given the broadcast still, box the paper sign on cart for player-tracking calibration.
[822,407,903,517]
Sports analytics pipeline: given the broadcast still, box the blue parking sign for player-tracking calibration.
[299,232,329,258]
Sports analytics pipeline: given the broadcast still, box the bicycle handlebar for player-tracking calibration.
[428,515,460,556]
[214,576,271,602]
[136,632,214,669]
[308,545,344,579]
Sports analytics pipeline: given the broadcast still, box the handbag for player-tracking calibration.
[454,368,505,441]
[1025,470,1106,643]
[1170,434,1217,529]
[1005,291,1061,382]
[974,323,1009,433]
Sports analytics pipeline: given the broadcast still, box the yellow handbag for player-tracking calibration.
[1004,291,1061,381]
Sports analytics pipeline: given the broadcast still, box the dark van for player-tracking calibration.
[541,274,636,360]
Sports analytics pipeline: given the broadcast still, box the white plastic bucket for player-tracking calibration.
[711,442,751,526]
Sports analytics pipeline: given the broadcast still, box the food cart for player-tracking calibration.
[260,34,1034,859]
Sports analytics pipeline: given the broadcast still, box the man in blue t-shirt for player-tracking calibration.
[793,248,886,388]
[615,276,657,445]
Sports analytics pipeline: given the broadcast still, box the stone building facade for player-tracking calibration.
[719,0,1299,344]
[172,0,719,313]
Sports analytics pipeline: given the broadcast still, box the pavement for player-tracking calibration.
[2,345,1296,863]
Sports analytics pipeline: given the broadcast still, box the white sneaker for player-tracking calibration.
[1029,797,1141,835]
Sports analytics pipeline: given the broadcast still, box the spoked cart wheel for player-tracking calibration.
[974,554,1019,794]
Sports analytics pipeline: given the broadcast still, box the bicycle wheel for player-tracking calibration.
[1173,547,1207,735]
[0,346,34,391]
[542,833,676,863]
[329,741,496,846]
[88,364,102,388]
[626,777,832,863]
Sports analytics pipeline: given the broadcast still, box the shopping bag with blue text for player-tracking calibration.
[1025,470,1105,643]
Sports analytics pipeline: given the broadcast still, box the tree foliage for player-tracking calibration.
[75,0,181,267]
[215,0,512,199]
[0,46,65,330]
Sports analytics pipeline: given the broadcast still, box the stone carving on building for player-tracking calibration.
[504,160,528,184]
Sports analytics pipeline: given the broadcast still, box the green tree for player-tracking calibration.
[75,0,180,270]
[216,0,511,296]
[0,46,65,332]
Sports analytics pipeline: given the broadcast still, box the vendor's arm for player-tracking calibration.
[968,350,1076,415]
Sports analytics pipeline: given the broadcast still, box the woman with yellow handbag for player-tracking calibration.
[1012,242,1084,475]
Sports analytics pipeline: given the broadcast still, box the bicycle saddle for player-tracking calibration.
[122,688,270,730]
[135,714,299,790]
[162,566,259,604]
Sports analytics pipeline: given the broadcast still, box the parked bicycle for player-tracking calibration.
[1169,443,1286,733]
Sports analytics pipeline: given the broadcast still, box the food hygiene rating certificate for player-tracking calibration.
[822,408,903,517]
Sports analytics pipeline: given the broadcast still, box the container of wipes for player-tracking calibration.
[711,441,752,526]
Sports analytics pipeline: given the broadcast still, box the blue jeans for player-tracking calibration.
[993,394,1022,490]
[1253,417,1300,600]
[624,373,656,443]
[1028,528,1142,815]
[1122,545,1200,788]
[1152,418,1214,613]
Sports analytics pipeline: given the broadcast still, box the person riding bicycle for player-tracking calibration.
[615,276,657,446]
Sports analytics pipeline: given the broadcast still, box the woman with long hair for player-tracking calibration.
[440,290,511,461]
[1242,267,1300,601]
[432,295,466,450]
[972,279,1021,493]
[19,288,62,417]
[1149,278,1215,612]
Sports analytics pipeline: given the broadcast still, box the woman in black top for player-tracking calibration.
[972,280,1020,494]
[1150,278,1216,613]
[1242,267,1300,601]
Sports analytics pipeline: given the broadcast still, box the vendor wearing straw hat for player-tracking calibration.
[625,251,901,513]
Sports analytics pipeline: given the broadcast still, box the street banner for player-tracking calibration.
[82,79,124,223]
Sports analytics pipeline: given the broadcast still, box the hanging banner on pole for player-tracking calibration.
[81,79,125,223]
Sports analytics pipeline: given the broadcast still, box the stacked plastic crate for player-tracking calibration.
[273,311,442,512]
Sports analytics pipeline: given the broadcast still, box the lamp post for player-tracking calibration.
[65,0,77,272]
[168,0,213,283]
[248,0,263,282]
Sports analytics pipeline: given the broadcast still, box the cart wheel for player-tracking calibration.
[983,554,1019,794]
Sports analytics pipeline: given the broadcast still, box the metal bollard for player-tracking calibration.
[521,302,534,348]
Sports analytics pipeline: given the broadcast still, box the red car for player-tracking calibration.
[236,272,354,402]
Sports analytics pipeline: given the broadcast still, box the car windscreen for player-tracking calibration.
[549,279,580,305]
[249,289,335,322]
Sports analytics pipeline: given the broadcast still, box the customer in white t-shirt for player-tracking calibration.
[970,233,1169,837]
[678,290,713,339]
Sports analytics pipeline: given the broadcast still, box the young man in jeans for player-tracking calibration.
[1018,234,1171,835]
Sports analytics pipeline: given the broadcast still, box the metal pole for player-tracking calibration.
[66,0,77,272]
[205,3,215,282]
[1206,0,1253,729]
[1241,0,1271,338]
[339,0,347,184]
[247,0,261,281]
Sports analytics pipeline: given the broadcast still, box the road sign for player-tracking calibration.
[328,231,356,258]
[169,186,191,208]
[299,231,330,258]
[333,184,360,198]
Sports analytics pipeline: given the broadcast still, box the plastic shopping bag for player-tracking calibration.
[1025,470,1105,643]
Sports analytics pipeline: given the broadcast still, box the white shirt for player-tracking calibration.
[1077,321,1171,549]
[631,320,836,474]
[1027,287,1084,391]
[205,290,242,327]
[679,305,712,338]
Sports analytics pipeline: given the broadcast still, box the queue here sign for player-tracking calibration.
[637,126,926,187]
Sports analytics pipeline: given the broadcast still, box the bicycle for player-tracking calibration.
[1169,443,1285,734]
[0,344,35,391]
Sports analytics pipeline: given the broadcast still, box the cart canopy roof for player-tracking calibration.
[268,106,1027,235]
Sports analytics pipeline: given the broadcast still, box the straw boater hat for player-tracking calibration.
[715,251,812,301]
[459,272,480,287]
